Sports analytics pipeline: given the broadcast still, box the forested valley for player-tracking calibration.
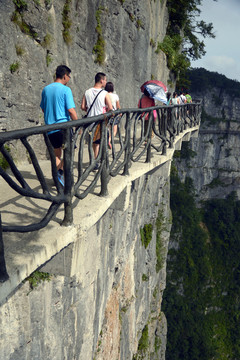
[163,69,240,359]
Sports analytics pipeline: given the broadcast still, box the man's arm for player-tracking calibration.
[68,108,78,120]
[105,93,113,111]
[81,95,87,111]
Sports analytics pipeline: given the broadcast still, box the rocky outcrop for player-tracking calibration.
[193,88,240,121]
[177,84,240,200]
[0,0,170,161]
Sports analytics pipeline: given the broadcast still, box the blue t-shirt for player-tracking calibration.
[40,82,75,133]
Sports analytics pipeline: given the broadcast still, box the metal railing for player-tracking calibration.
[0,101,202,281]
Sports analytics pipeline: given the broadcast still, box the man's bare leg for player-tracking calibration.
[54,148,63,170]
[93,143,99,159]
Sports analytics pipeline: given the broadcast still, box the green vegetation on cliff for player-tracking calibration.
[11,1,38,40]
[62,0,72,44]
[167,0,215,60]
[162,169,240,359]
[161,0,215,86]
[0,145,11,170]
[93,6,106,65]
[140,224,153,249]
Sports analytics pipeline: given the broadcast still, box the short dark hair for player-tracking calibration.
[95,72,106,83]
[105,82,114,92]
[56,65,71,79]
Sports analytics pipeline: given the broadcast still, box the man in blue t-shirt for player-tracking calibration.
[40,65,78,186]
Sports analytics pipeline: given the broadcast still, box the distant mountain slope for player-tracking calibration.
[186,68,240,122]
[187,67,240,98]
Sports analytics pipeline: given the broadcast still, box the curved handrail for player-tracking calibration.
[0,102,202,281]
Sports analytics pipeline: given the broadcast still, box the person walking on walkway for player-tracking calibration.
[178,91,187,104]
[172,91,180,120]
[81,72,113,167]
[185,91,192,103]
[172,92,180,106]
[138,88,157,139]
[40,65,78,186]
[166,91,172,105]
[105,81,121,137]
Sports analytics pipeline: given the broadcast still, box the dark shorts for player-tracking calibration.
[48,130,63,149]
[93,139,101,145]
[93,130,109,145]
[109,114,121,125]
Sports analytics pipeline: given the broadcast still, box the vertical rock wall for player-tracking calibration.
[0,0,170,161]
[176,88,240,200]
[0,2,173,358]
[0,161,172,360]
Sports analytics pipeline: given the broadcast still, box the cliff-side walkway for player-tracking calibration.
[0,104,201,305]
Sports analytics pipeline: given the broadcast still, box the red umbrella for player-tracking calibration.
[140,80,167,93]
[140,80,168,104]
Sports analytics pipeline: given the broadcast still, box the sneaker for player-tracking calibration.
[57,170,64,186]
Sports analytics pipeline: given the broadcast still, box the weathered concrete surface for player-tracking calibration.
[0,126,199,360]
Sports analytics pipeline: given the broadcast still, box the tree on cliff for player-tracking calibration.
[167,0,216,60]
[164,0,217,87]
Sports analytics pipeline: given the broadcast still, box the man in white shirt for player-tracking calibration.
[178,92,187,104]
[81,73,113,163]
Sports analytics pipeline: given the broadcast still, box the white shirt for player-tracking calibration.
[108,92,119,110]
[178,94,186,104]
[85,88,107,117]
[172,98,179,105]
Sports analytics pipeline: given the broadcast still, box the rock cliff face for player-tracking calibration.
[0,2,174,358]
[0,0,170,161]
[176,85,240,200]
[197,88,240,121]
[0,162,171,360]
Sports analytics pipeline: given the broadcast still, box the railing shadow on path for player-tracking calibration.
[0,102,202,282]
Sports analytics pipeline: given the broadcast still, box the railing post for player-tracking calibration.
[168,107,174,148]
[188,104,193,127]
[100,120,108,196]
[184,105,188,130]
[146,112,153,163]
[62,128,73,226]
[162,109,167,155]
[123,112,131,175]
[0,214,9,282]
